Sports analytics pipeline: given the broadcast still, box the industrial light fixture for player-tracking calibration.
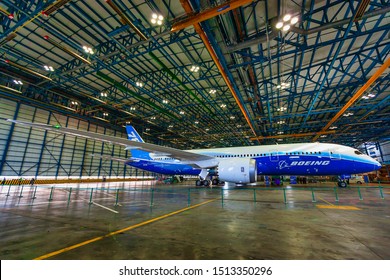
[82,45,94,54]
[44,65,54,71]
[206,128,210,131]
[230,116,235,119]
[71,101,78,105]
[343,112,354,117]
[276,14,299,32]
[209,89,217,94]
[330,126,338,130]
[13,80,23,85]
[195,121,199,124]
[190,65,200,72]
[277,106,287,112]
[168,125,173,128]
[103,112,109,116]
[130,107,136,111]
[220,104,227,108]
[179,111,185,115]
[236,124,242,128]
[145,128,150,131]
[278,131,284,135]
[100,92,108,97]
[4,59,52,81]
[162,99,168,104]
[276,82,289,89]
[277,120,285,124]
[362,93,376,99]
[151,13,164,25]
[136,81,143,87]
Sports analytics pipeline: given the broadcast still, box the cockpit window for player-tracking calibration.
[354,150,363,155]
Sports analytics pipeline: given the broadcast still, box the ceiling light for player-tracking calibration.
[190,65,200,72]
[220,104,226,108]
[282,25,290,31]
[83,46,94,54]
[180,111,185,115]
[291,16,299,25]
[276,22,283,29]
[44,65,54,71]
[13,80,23,85]
[151,117,156,120]
[283,14,291,22]
[195,121,199,124]
[162,99,168,104]
[330,126,337,130]
[230,116,235,119]
[100,92,107,97]
[209,89,217,94]
[136,81,143,87]
[151,13,163,25]
[169,125,173,128]
[130,107,136,111]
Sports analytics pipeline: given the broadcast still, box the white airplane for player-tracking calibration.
[5,119,382,187]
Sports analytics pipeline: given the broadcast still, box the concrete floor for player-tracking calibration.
[0,180,389,260]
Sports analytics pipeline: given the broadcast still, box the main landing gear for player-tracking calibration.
[337,180,348,188]
[195,178,220,187]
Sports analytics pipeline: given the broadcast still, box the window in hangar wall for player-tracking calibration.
[0,98,151,179]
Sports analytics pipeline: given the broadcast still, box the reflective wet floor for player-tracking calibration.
[1,181,389,260]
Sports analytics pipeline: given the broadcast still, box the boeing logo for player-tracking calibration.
[279,160,330,169]
[127,132,141,142]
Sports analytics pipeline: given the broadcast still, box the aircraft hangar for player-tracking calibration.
[0,0,390,261]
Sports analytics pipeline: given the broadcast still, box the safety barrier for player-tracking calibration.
[1,183,388,210]
[0,177,153,186]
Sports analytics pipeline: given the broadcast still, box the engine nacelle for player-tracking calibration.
[218,158,257,184]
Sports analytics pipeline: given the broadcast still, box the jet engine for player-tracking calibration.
[217,158,257,184]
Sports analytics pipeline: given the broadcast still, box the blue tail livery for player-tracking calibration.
[126,125,144,143]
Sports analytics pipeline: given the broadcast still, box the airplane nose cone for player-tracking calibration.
[375,161,382,170]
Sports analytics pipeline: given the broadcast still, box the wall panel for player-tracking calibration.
[0,98,150,178]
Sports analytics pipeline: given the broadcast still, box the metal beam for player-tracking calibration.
[313,56,390,141]
[171,0,253,33]
[179,0,257,137]
[251,130,336,141]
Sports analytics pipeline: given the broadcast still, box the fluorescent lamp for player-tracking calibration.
[276,22,283,29]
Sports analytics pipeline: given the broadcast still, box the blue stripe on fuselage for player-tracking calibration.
[126,154,376,176]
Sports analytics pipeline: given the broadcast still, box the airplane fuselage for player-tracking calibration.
[126,143,381,177]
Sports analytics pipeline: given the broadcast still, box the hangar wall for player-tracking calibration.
[0,98,151,179]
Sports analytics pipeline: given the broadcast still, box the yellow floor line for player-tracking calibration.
[316,205,362,210]
[34,198,218,260]
[318,197,334,206]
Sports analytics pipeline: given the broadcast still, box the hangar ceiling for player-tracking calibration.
[0,0,389,149]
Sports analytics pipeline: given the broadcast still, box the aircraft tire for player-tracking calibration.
[338,181,348,188]
[203,180,210,187]
[195,180,203,187]
[212,178,219,185]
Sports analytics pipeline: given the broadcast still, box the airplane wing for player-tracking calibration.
[6,119,218,168]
